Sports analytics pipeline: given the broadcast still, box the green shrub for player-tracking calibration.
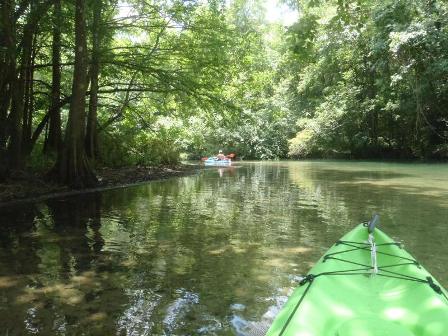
[288,129,315,158]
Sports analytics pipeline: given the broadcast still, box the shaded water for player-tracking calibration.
[1,161,448,335]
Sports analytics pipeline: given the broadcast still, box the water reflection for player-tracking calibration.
[0,161,447,335]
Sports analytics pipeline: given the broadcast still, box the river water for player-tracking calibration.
[1,161,448,335]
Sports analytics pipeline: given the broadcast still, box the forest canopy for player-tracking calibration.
[1,0,447,187]
[286,0,448,160]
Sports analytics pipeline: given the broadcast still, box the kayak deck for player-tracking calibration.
[267,223,448,336]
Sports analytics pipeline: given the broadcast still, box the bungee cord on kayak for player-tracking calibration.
[275,215,448,336]
[367,214,380,274]
[368,233,378,274]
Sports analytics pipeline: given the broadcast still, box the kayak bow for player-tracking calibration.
[267,218,448,336]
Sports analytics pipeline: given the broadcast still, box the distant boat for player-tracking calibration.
[203,157,232,166]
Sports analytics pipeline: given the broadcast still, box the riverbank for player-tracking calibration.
[0,163,203,207]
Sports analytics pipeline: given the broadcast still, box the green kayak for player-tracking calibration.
[267,216,448,336]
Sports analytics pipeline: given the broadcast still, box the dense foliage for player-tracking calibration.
[1,0,447,186]
[286,0,448,159]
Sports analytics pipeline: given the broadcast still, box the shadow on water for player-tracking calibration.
[0,161,447,335]
[0,194,131,335]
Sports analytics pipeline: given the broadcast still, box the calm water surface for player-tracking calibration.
[1,161,448,335]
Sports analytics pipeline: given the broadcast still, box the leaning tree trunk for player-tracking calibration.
[44,0,62,155]
[85,0,103,160]
[55,0,97,187]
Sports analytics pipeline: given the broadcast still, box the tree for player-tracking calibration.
[54,0,97,187]
[44,0,63,155]
[285,0,448,159]
[0,1,53,173]
[85,0,103,160]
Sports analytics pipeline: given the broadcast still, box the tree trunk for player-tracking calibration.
[28,96,71,155]
[85,0,103,160]
[0,1,15,178]
[3,0,23,170]
[4,0,52,170]
[22,32,37,154]
[0,77,10,180]
[0,66,11,157]
[55,0,97,187]
[44,0,62,155]
[0,43,11,157]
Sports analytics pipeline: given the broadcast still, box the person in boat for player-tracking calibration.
[217,150,226,160]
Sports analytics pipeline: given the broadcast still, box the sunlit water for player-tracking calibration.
[1,161,448,335]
